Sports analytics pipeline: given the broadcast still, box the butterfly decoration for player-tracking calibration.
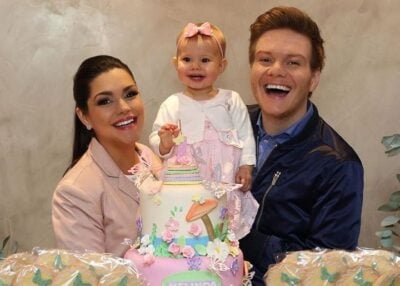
[187,255,202,271]
[230,258,239,276]
[242,271,255,286]
[208,256,229,273]
[203,181,242,199]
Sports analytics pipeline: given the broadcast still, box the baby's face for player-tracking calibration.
[174,36,226,98]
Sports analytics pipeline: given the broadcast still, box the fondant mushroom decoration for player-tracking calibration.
[186,198,218,241]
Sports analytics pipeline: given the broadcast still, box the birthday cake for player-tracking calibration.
[125,138,247,285]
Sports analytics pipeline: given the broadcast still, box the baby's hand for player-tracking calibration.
[235,165,254,192]
[158,123,180,155]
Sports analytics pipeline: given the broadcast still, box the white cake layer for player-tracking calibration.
[140,183,227,251]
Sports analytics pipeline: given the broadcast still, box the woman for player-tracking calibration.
[52,55,161,257]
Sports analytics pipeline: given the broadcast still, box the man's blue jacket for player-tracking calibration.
[240,103,364,282]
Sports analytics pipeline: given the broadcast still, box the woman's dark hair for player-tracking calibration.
[249,6,325,71]
[67,55,135,172]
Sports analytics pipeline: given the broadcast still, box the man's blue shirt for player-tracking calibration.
[256,103,314,171]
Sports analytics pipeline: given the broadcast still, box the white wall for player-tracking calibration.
[0,0,399,252]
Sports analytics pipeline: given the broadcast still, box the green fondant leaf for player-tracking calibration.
[194,244,207,256]
[116,276,128,286]
[177,236,186,247]
[150,224,157,244]
[171,210,175,217]
[0,280,8,286]
[353,269,373,286]
[320,266,338,283]
[54,254,64,270]
[73,273,92,286]
[179,206,183,212]
[281,273,300,285]
[155,241,172,257]
[32,269,52,286]
[220,221,229,241]
[214,224,221,239]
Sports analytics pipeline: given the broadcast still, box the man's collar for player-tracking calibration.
[256,101,314,141]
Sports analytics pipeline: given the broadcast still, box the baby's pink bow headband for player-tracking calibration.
[184,22,213,37]
[180,22,224,57]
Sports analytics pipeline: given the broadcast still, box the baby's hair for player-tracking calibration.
[176,22,226,58]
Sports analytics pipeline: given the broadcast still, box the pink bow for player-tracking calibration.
[183,22,213,38]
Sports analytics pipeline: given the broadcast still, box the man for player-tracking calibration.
[239,6,364,285]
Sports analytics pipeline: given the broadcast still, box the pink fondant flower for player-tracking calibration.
[168,242,181,256]
[161,229,175,243]
[165,218,180,232]
[181,245,196,258]
[143,253,155,265]
[188,223,202,237]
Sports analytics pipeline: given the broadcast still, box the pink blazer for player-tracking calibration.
[52,138,161,257]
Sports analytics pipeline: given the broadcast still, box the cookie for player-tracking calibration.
[0,252,36,272]
[52,267,99,285]
[0,267,16,285]
[281,250,322,266]
[264,262,305,286]
[14,265,54,286]
[35,249,82,271]
[302,260,347,285]
[99,270,141,285]
[374,270,400,286]
[335,266,379,286]
[320,250,354,267]
[77,252,116,277]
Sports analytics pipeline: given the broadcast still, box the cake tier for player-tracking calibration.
[124,248,244,286]
[163,164,202,184]
[140,183,228,255]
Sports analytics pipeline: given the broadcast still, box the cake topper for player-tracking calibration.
[172,119,192,165]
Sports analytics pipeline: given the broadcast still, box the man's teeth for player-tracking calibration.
[266,84,291,91]
[115,118,134,127]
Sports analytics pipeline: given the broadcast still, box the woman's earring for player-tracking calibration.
[86,124,92,130]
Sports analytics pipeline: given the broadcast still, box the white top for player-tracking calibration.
[149,89,256,166]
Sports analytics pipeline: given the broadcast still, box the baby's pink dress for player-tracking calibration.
[192,120,240,183]
[191,119,258,239]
